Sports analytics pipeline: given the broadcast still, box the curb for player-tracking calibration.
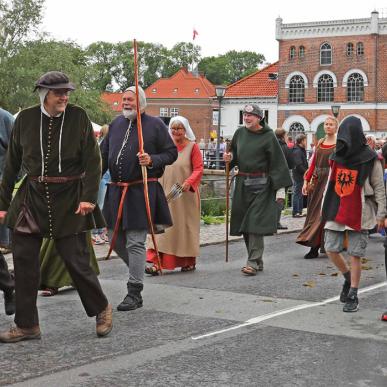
[96,227,303,260]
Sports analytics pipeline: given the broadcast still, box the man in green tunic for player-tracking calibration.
[224,104,292,275]
[0,71,112,342]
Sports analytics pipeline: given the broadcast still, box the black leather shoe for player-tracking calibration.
[117,295,143,311]
[277,224,288,230]
[117,282,143,311]
[4,290,15,316]
[304,247,319,259]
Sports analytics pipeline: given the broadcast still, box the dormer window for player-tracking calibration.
[173,88,178,93]
[113,101,119,106]
[152,88,157,93]
[194,88,199,93]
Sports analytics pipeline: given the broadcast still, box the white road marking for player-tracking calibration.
[192,281,387,340]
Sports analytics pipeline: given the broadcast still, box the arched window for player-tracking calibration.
[289,75,305,103]
[317,74,334,102]
[347,73,364,102]
[289,46,296,60]
[356,42,364,56]
[346,43,354,57]
[320,43,332,65]
[299,46,305,58]
[289,122,305,140]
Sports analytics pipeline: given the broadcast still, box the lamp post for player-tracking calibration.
[331,105,341,118]
[215,85,226,169]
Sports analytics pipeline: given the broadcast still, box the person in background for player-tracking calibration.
[92,124,110,245]
[39,233,100,296]
[291,134,308,218]
[296,116,337,259]
[380,144,387,321]
[287,136,294,149]
[146,116,203,274]
[0,107,15,316]
[275,128,295,230]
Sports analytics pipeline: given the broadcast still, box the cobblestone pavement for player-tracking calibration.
[4,214,306,267]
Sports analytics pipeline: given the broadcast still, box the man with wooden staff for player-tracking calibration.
[101,86,177,311]
[224,104,292,275]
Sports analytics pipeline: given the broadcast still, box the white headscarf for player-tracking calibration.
[168,116,196,141]
[37,87,66,175]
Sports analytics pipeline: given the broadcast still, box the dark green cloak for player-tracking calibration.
[230,123,292,236]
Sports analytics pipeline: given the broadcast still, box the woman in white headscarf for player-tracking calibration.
[146,116,203,274]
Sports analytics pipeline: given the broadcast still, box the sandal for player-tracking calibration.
[41,287,59,297]
[181,265,196,272]
[241,266,257,276]
[145,265,160,276]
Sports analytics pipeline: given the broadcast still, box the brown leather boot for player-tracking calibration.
[0,325,41,343]
[96,304,113,337]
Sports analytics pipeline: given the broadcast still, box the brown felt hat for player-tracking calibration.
[34,71,75,91]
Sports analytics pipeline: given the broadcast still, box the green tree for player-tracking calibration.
[162,42,201,78]
[198,50,265,84]
[0,39,113,123]
[0,0,44,55]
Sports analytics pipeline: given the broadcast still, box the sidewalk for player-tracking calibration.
[4,214,305,267]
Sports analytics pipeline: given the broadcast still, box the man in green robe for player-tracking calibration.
[224,104,292,275]
[0,71,112,342]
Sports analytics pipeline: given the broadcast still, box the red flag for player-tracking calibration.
[192,29,198,40]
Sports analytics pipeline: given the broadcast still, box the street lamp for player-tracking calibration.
[215,85,226,169]
[331,105,341,118]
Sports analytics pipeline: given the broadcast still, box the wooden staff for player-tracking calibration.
[225,142,231,262]
[133,39,163,274]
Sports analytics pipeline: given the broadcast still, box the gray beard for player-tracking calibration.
[122,109,136,120]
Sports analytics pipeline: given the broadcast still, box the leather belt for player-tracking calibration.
[109,178,158,187]
[237,171,267,177]
[107,178,158,259]
[29,172,85,183]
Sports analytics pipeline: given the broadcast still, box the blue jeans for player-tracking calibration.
[292,180,303,215]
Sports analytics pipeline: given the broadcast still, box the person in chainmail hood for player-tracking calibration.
[322,116,385,313]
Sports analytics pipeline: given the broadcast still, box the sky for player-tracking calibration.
[42,0,387,63]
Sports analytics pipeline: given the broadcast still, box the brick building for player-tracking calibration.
[144,68,216,141]
[276,11,387,144]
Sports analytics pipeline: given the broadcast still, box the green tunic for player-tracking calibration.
[39,232,99,288]
[0,104,105,238]
[230,123,292,236]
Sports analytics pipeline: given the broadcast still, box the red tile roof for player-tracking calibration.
[145,68,215,99]
[101,92,123,112]
[225,62,278,98]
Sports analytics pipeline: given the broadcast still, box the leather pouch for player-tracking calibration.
[243,176,268,194]
[14,185,40,235]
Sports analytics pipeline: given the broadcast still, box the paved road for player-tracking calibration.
[1,231,387,386]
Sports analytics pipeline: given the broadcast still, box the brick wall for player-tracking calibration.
[146,98,217,141]
[278,33,387,131]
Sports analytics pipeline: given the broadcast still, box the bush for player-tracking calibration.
[201,197,226,217]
